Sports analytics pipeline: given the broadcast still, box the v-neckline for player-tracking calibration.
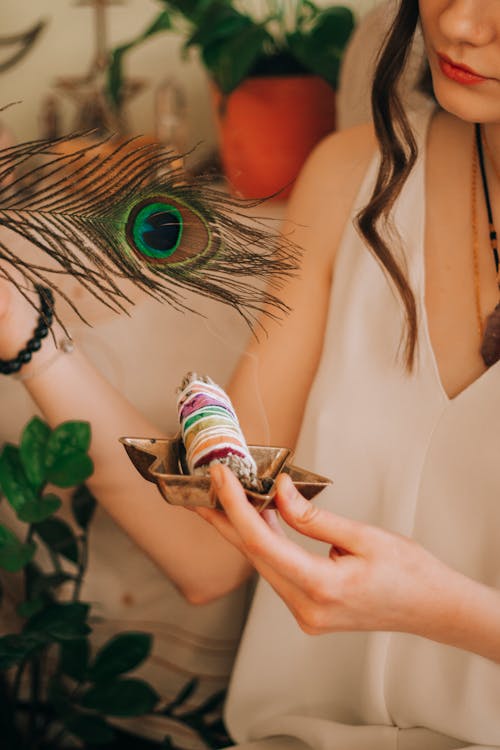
[420,300,500,405]
[417,106,500,405]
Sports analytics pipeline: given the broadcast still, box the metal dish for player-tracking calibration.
[120,436,332,513]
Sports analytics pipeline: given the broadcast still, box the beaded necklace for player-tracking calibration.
[473,123,500,367]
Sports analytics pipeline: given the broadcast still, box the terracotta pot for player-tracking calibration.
[211,75,336,200]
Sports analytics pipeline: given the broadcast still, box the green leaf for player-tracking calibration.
[17,493,62,523]
[286,7,355,88]
[64,713,115,744]
[0,444,37,513]
[81,678,160,716]
[71,485,96,530]
[59,638,90,682]
[295,0,319,30]
[20,416,51,490]
[312,6,355,49]
[286,30,335,87]
[34,517,79,564]
[0,525,36,572]
[88,632,152,682]
[17,598,44,618]
[25,602,91,641]
[203,24,272,93]
[163,677,198,712]
[186,6,253,49]
[45,421,93,487]
[46,454,94,488]
[143,8,172,36]
[193,686,226,714]
[46,421,91,461]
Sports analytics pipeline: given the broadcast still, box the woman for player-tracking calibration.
[0,1,499,747]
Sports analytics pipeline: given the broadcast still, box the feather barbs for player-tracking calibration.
[0,131,301,328]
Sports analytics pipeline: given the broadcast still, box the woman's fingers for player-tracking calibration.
[275,473,368,555]
[196,493,327,630]
[261,508,286,536]
[205,464,333,591]
[194,505,246,551]
[197,468,441,637]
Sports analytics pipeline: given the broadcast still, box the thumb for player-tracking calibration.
[275,473,368,554]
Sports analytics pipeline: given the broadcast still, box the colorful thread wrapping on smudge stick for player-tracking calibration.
[177,372,262,491]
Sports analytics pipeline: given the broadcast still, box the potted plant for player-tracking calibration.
[0,416,233,749]
[107,0,355,199]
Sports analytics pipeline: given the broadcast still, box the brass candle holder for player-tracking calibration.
[120,437,332,513]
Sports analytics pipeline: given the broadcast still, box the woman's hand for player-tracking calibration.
[195,464,465,638]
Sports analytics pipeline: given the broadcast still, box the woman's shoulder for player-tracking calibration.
[301,121,377,191]
[289,122,377,216]
[284,122,378,266]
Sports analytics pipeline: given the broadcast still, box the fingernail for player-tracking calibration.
[210,463,225,490]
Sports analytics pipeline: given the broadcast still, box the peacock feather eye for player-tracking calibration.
[127,200,183,261]
[125,195,217,266]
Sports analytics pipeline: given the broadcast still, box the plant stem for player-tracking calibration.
[28,655,42,745]
[47,545,62,574]
[72,532,88,602]
[12,657,28,707]
[24,526,34,600]
[0,670,22,747]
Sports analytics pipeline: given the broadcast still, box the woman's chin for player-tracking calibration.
[432,78,500,124]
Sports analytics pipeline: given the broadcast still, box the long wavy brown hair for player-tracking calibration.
[357,0,423,369]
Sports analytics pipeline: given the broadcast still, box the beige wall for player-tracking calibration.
[0,0,381,158]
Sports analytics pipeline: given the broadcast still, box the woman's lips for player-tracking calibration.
[438,54,488,85]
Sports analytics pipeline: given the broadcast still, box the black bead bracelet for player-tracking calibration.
[0,285,55,375]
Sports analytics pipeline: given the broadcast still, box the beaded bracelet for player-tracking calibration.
[0,285,54,375]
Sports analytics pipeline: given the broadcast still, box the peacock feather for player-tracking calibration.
[0,132,301,328]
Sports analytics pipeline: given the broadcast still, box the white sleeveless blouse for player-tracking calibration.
[224,105,500,750]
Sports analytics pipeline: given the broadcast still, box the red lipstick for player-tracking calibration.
[438,54,488,85]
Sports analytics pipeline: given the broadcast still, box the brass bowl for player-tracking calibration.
[120,437,332,513]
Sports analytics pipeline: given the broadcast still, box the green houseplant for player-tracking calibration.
[108,0,355,102]
[107,0,356,198]
[0,416,231,749]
